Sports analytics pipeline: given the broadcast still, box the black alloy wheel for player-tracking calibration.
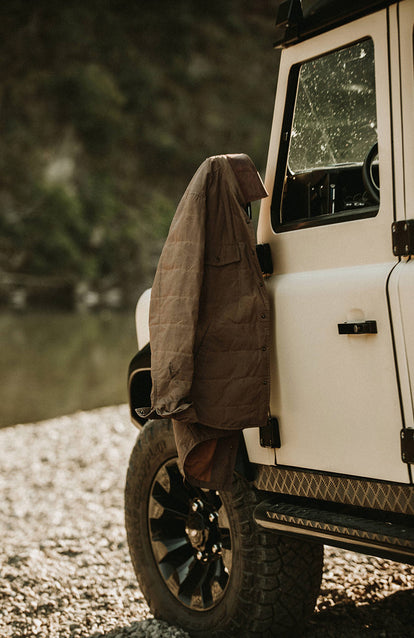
[148,458,232,610]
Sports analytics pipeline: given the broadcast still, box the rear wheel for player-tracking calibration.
[125,419,324,637]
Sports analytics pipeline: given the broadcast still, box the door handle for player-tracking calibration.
[338,320,377,335]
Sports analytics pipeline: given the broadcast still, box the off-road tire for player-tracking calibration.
[125,419,324,637]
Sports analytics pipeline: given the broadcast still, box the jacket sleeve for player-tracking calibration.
[148,188,207,422]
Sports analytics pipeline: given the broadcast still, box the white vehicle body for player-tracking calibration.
[128,0,414,569]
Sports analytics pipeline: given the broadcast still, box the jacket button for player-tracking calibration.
[263,380,268,385]
[261,313,266,319]
[261,346,267,351]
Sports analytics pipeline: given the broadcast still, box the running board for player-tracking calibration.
[254,498,414,564]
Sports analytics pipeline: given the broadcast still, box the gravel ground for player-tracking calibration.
[0,405,413,638]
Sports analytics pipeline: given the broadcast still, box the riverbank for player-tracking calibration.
[0,406,413,637]
[0,312,137,427]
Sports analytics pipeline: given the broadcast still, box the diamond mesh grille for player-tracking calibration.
[254,466,414,515]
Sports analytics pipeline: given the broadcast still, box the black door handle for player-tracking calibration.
[338,321,377,335]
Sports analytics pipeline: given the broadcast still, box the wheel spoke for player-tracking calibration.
[178,560,209,605]
[158,541,195,581]
[165,463,192,502]
[176,555,195,585]
[207,490,223,511]
[152,480,188,517]
[150,514,186,543]
[200,563,216,608]
[152,533,188,554]
[215,557,230,590]
[219,526,231,550]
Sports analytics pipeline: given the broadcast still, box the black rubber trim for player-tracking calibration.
[128,343,152,427]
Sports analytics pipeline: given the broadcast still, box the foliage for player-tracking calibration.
[0,0,277,305]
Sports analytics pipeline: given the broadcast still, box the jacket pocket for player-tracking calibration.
[205,243,241,266]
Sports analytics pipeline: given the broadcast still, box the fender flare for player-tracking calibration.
[128,343,151,428]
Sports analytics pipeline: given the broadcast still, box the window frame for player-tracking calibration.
[271,37,380,233]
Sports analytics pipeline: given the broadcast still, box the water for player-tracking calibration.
[0,311,138,427]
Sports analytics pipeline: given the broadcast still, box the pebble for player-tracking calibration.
[0,405,412,637]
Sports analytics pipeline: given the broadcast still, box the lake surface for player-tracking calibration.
[0,311,138,427]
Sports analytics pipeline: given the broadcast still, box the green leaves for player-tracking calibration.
[55,65,126,155]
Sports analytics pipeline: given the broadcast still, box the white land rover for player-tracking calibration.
[125,1,414,636]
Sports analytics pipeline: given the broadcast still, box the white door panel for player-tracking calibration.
[256,7,409,482]
[268,263,407,481]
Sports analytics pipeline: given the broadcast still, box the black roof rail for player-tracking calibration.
[275,0,398,47]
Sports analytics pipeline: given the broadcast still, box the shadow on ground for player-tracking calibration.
[304,589,414,637]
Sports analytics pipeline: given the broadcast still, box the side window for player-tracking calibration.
[272,39,379,231]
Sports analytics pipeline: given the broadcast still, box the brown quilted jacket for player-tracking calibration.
[147,154,270,489]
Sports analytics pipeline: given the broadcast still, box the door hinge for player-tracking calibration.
[256,243,274,275]
[392,220,414,257]
[401,428,414,464]
[260,417,281,449]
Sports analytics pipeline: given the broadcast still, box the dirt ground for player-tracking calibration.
[0,405,412,638]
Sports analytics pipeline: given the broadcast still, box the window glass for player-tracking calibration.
[289,40,377,172]
[272,38,379,230]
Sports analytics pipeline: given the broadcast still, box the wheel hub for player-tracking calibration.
[185,499,223,561]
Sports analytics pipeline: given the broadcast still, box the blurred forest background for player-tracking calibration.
[0,0,279,311]
[0,0,279,425]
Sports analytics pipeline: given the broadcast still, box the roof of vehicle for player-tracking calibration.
[274,0,398,47]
